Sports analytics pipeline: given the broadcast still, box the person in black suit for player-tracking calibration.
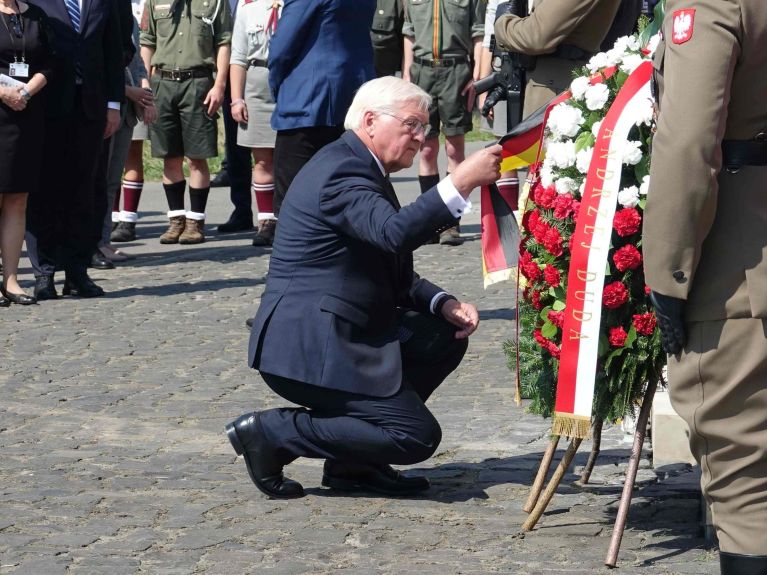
[226,76,502,498]
[26,0,125,299]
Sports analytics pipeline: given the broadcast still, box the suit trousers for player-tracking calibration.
[272,125,344,217]
[222,87,253,218]
[257,312,468,466]
[669,317,767,555]
[26,90,107,277]
[100,110,136,246]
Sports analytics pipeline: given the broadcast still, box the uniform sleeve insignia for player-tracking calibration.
[672,9,695,44]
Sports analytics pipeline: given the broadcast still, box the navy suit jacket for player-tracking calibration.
[267,0,376,131]
[249,131,459,397]
[32,0,125,119]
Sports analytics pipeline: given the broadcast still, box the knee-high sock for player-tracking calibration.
[253,182,275,220]
[189,186,210,216]
[122,179,144,214]
[418,174,440,195]
[163,180,186,212]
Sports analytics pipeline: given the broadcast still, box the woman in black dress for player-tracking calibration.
[0,0,54,306]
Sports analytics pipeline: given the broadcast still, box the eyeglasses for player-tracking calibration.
[378,112,430,137]
[8,13,23,38]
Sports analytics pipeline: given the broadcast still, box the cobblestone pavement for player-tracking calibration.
[1,145,717,574]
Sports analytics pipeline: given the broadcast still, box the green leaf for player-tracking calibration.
[541,320,558,339]
[634,156,650,182]
[638,197,646,210]
[625,325,638,349]
[553,286,566,301]
[552,299,566,311]
[539,306,553,321]
[574,131,596,153]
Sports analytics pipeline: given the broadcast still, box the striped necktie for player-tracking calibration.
[65,0,80,32]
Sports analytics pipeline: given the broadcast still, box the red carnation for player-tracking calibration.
[548,310,564,328]
[542,227,564,256]
[530,289,543,310]
[520,250,541,282]
[644,285,651,295]
[613,244,643,272]
[552,193,575,220]
[608,326,628,347]
[543,264,561,287]
[613,208,642,237]
[534,184,557,209]
[521,209,532,231]
[571,200,581,223]
[534,328,561,358]
[632,312,657,336]
[603,281,629,309]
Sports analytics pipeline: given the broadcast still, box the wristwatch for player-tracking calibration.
[19,87,31,101]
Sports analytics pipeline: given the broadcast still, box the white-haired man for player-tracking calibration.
[226,76,502,498]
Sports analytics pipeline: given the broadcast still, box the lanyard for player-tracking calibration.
[1,1,26,63]
[265,1,278,33]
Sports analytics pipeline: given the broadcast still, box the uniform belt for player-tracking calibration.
[722,139,767,172]
[156,68,212,81]
[413,55,468,68]
[248,59,268,68]
[551,44,592,61]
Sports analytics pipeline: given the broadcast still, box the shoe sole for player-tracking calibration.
[178,238,205,244]
[159,238,179,244]
[321,474,428,496]
[225,422,304,500]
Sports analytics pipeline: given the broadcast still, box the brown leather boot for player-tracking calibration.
[252,219,276,246]
[159,215,186,244]
[179,217,205,244]
[439,225,463,246]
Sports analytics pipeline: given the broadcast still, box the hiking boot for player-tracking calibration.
[160,215,186,244]
[252,219,276,246]
[179,217,205,244]
[110,221,136,242]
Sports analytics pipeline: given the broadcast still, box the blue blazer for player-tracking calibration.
[267,0,376,131]
[248,131,459,397]
[32,0,125,119]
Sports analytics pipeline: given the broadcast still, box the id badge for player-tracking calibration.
[9,62,29,78]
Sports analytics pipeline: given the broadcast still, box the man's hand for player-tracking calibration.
[1,86,27,111]
[104,108,120,138]
[461,78,476,113]
[441,299,479,339]
[204,84,225,117]
[649,291,686,355]
[449,144,503,198]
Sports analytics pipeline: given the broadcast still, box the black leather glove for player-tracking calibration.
[649,291,686,355]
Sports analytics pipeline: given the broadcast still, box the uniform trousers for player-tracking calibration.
[257,311,469,466]
[222,85,254,219]
[669,317,767,555]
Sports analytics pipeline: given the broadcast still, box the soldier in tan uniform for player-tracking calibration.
[643,0,767,571]
[493,0,620,117]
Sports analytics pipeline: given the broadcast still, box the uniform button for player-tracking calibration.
[378,9,384,13]
[178,49,183,52]
[672,270,686,283]
[179,31,183,35]
[203,1,208,4]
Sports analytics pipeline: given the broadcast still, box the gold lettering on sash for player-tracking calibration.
[586,205,608,219]
[569,328,589,340]
[572,309,592,322]
[576,269,597,282]
[583,224,606,236]
[574,290,594,303]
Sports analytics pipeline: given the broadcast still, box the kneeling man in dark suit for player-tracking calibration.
[226,76,503,498]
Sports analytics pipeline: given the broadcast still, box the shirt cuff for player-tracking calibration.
[429,291,448,315]
[437,175,472,218]
[107,101,121,110]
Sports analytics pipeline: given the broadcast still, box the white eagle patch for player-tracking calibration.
[672,9,695,44]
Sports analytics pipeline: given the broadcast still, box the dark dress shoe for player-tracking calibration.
[63,274,105,298]
[225,413,304,499]
[721,552,767,575]
[210,170,230,187]
[217,213,254,233]
[90,250,115,270]
[0,295,9,307]
[110,221,137,242]
[322,461,430,496]
[34,276,58,300]
[1,287,37,305]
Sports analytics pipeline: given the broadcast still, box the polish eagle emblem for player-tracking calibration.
[672,9,695,44]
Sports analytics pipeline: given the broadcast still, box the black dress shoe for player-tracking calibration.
[721,552,767,575]
[1,287,37,305]
[225,413,304,499]
[63,274,105,298]
[90,250,115,270]
[210,170,230,188]
[217,213,254,233]
[0,295,9,307]
[322,461,430,496]
[34,276,58,300]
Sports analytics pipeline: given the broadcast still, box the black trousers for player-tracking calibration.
[257,311,469,466]
[26,93,107,277]
[273,125,344,216]
[222,87,253,218]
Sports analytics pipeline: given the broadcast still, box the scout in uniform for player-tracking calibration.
[643,1,767,572]
[371,0,404,78]
[402,0,485,246]
[140,0,232,244]
[493,0,620,117]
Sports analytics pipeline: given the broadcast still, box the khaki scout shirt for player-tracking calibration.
[140,0,233,70]
[493,0,619,55]
[403,0,485,59]
[644,0,767,320]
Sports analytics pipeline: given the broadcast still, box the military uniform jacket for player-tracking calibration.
[248,131,458,397]
[493,0,619,56]
[644,0,767,321]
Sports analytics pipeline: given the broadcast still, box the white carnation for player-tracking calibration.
[612,35,640,53]
[585,83,610,111]
[622,140,643,165]
[548,103,585,140]
[547,140,577,169]
[586,52,609,74]
[639,175,650,196]
[591,120,602,137]
[555,177,578,195]
[570,76,590,101]
[540,162,555,188]
[604,46,625,67]
[579,181,586,196]
[620,53,644,75]
[575,146,594,174]
[634,97,654,127]
[618,185,640,208]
